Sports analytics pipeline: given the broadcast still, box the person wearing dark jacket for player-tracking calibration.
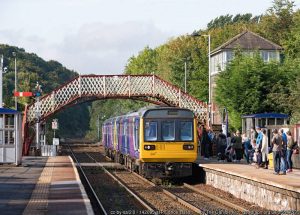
[286,131,295,173]
[201,127,211,160]
[216,130,227,161]
[232,130,243,162]
[271,129,282,175]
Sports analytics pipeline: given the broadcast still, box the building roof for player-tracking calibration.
[211,30,283,56]
[241,113,288,119]
[0,108,19,114]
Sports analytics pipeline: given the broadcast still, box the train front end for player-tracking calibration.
[139,108,197,178]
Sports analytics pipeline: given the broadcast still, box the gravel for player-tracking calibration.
[63,143,272,214]
[113,170,199,215]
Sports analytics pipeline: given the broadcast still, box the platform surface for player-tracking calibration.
[0,156,93,215]
[196,157,300,193]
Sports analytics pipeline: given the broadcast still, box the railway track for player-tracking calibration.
[66,143,150,214]
[66,143,251,214]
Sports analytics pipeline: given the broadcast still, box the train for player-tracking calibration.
[102,106,198,178]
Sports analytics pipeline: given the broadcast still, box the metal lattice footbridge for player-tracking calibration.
[23,75,207,154]
[26,75,207,122]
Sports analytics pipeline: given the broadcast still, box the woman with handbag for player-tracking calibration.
[286,131,295,173]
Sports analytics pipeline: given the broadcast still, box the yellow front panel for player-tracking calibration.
[139,118,198,163]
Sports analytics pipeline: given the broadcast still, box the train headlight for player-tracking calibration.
[144,145,155,150]
[183,144,194,150]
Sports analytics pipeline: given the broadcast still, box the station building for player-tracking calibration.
[210,30,283,125]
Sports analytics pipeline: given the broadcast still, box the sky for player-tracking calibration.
[0,0,299,75]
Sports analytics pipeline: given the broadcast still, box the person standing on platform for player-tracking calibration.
[232,130,243,162]
[207,129,215,157]
[201,127,211,160]
[255,126,263,148]
[255,126,263,166]
[286,131,295,173]
[261,129,269,169]
[217,130,227,162]
[242,133,251,164]
[197,123,203,154]
[279,129,287,175]
[250,127,257,144]
[271,129,282,175]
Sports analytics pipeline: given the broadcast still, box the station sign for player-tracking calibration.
[53,138,60,146]
[52,119,58,130]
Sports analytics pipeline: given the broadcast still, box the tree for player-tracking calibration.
[258,0,295,44]
[125,46,158,75]
[215,52,290,130]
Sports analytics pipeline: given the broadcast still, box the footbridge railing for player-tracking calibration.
[26,75,207,123]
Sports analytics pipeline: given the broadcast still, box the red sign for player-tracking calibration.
[14,92,33,97]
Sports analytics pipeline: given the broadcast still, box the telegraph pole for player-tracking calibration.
[0,55,8,108]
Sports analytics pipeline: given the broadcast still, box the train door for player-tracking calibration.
[134,117,140,154]
[123,119,128,154]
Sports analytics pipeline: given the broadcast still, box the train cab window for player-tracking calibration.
[180,121,193,141]
[162,120,175,141]
[145,121,158,141]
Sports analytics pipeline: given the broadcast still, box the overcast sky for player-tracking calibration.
[1,0,299,75]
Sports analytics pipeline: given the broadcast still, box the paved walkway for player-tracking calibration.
[0,156,93,215]
[196,157,300,193]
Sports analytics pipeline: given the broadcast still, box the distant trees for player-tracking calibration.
[207,13,260,30]
[0,44,89,139]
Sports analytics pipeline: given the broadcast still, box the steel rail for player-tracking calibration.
[130,171,248,214]
[67,144,108,215]
[84,147,247,214]
[129,172,207,214]
[84,152,156,213]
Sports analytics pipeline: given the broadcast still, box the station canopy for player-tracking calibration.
[242,113,289,119]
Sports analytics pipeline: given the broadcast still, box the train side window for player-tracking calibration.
[162,120,175,141]
[145,121,157,141]
[180,121,193,141]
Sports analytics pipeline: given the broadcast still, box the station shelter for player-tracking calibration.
[0,108,22,165]
[242,113,289,136]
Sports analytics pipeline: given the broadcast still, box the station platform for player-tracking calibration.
[0,156,93,215]
[195,157,300,211]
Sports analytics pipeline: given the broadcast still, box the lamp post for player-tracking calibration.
[184,60,187,93]
[191,32,211,126]
[12,52,17,110]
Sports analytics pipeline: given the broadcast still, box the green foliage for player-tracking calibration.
[258,0,295,44]
[125,46,158,75]
[207,13,259,30]
[215,52,291,129]
[284,10,300,58]
[0,44,90,139]
[290,74,300,123]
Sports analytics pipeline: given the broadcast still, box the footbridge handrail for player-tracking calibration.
[26,75,207,123]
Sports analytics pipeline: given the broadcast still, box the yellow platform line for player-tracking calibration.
[23,158,54,215]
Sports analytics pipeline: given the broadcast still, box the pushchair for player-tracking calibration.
[225,145,235,162]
